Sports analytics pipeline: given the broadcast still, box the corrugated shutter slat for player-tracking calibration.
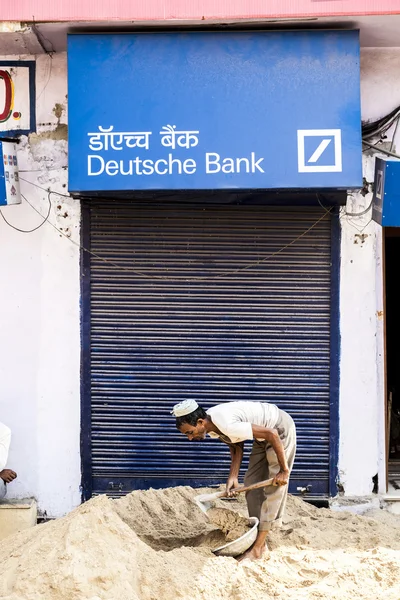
[86,202,332,497]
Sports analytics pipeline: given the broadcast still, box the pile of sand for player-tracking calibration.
[1,486,400,600]
[113,486,250,550]
[206,507,251,542]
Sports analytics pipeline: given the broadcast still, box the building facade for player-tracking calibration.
[0,2,399,516]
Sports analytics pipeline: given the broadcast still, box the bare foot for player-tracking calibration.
[237,544,267,562]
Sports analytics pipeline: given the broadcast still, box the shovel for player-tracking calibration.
[194,477,275,514]
[194,477,277,557]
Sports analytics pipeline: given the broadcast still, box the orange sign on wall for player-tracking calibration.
[0,62,36,137]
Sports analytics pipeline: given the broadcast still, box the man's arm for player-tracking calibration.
[251,424,289,486]
[0,425,11,472]
[226,442,244,495]
[0,425,17,484]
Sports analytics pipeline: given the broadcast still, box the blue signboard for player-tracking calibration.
[68,31,362,193]
[372,157,400,226]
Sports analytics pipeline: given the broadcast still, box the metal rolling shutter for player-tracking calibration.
[83,201,336,498]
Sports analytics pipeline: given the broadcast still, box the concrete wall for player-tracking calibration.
[0,47,398,516]
[337,48,400,496]
[0,53,81,517]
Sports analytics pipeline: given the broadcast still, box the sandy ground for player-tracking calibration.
[0,486,400,600]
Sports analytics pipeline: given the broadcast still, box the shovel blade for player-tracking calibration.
[194,491,222,514]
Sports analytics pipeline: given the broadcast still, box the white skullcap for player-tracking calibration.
[171,399,199,417]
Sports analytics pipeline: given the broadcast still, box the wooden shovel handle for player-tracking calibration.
[210,477,277,501]
[231,477,275,494]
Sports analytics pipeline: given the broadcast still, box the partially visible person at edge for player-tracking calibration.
[0,421,17,499]
[171,399,296,562]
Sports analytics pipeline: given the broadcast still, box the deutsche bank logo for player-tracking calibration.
[375,169,383,201]
[297,129,342,173]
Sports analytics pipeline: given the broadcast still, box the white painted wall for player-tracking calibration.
[338,48,400,496]
[0,53,81,517]
[0,47,398,516]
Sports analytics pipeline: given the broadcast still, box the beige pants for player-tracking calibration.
[244,409,296,532]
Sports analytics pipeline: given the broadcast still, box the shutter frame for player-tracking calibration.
[81,200,338,499]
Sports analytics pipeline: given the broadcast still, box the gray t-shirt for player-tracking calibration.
[206,401,280,443]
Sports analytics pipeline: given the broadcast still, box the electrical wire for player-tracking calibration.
[0,192,51,233]
[316,194,334,217]
[359,109,400,222]
[344,198,374,218]
[18,176,221,205]
[19,176,71,199]
[390,117,400,152]
[36,54,53,102]
[362,105,400,162]
[32,199,332,280]
[359,110,400,224]
[362,105,400,140]
[6,94,395,272]
[317,193,372,220]
[362,140,400,160]
[6,184,333,281]
[16,170,374,277]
